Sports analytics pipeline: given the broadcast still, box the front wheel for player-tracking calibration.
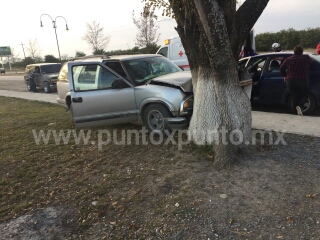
[288,94,316,115]
[144,104,172,135]
[44,82,52,93]
[27,81,31,91]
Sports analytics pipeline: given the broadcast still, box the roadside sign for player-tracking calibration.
[0,46,12,56]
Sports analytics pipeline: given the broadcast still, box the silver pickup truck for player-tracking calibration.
[56,54,193,134]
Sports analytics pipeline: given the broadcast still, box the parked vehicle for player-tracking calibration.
[0,63,5,74]
[24,63,62,93]
[158,30,256,71]
[156,37,190,71]
[56,54,193,133]
[239,52,320,114]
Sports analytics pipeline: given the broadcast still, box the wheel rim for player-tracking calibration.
[147,110,164,131]
[300,97,310,112]
[44,83,49,92]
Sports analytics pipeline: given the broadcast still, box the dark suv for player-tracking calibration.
[24,63,62,93]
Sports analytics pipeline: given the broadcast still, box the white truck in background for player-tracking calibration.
[156,37,190,71]
[157,30,255,70]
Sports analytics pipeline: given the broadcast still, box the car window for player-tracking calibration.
[58,63,69,82]
[72,64,119,91]
[40,64,62,74]
[267,60,280,73]
[247,57,267,72]
[104,61,127,78]
[25,65,32,74]
[122,56,182,84]
[157,47,168,58]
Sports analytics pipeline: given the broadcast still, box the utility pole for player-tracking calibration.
[20,42,26,59]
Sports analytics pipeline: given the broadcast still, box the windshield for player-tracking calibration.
[40,64,62,74]
[122,56,182,85]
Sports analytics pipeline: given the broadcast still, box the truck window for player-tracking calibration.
[157,47,168,58]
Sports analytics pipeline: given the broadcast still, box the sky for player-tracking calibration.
[1,0,319,60]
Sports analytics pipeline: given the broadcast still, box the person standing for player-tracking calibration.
[316,38,320,54]
[28,66,40,92]
[280,45,314,115]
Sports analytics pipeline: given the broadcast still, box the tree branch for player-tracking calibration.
[235,0,269,53]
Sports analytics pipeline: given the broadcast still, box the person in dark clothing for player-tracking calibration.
[280,45,314,115]
[29,66,40,92]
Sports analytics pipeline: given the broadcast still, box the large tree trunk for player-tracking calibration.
[164,0,269,168]
[188,67,251,168]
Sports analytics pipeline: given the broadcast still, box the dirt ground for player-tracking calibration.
[1,132,319,240]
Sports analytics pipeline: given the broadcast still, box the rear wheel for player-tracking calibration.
[44,82,52,93]
[288,94,316,115]
[144,104,172,135]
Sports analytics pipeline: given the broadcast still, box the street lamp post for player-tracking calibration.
[40,14,69,62]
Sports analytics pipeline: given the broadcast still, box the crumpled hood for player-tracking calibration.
[150,71,193,92]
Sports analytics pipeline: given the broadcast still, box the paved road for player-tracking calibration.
[0,75,29,92]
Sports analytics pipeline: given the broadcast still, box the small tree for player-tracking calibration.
[82,21,111,54]
[132,5,160,53]
[44,55,59,63]
[25,39,42,60]
[75,51,86,57]
[93,49,105,55]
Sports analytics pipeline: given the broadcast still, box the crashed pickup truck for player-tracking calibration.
[56,54,193,133]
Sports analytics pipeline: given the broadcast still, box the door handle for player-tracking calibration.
[72,97,83,103]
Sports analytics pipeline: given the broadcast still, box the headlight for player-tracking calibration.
[180,95,194,114]
[50,78,57,83]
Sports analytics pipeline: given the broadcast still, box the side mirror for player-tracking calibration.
[112,78,129,89]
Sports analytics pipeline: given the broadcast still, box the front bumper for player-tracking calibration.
[165,117,190,130]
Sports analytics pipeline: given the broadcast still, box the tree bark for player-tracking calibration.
[188,66,251,168]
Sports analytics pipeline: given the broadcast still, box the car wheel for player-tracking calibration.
[27,81,31,91]
[44,82,52,93]
[144,104,172,135]
[288,94,316,115]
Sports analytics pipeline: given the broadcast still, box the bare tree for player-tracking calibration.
[9,47,20,64]
[82,21,111,54]
[144,0,269,168]
[61,54,69,61]
[25,39,42,60]
[133,5,160,53]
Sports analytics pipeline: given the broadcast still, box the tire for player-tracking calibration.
[44,82,52,93]
[144,104,172,135]
[27,81,31,91]
[288,94,316,115]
